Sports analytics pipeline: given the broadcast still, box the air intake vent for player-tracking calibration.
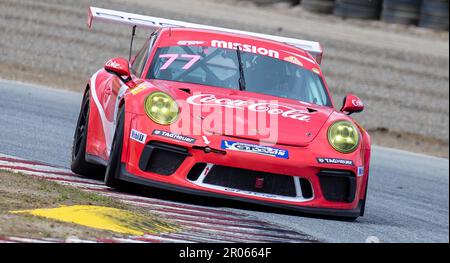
[139,141,189,175]
[300,178,313,199]
[202,165,297,197]
[186,163,207,181]
[317,169,356,203]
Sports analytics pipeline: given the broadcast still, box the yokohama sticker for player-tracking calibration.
[152,129,196,144]
[317,157,354,166]
[221,140,289,159]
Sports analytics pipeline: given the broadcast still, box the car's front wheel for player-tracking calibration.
[71,90,105,177]
[104,106,125,189]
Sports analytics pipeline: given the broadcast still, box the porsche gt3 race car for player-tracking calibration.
[71,7,371,220]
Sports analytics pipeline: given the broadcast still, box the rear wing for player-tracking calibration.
[88,6,323,64]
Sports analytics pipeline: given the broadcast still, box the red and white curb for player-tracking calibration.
[0,153,319,243]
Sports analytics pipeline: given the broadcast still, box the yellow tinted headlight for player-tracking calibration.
[327,121,360,153]
[144,92,179,125]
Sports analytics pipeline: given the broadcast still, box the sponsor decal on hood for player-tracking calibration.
[186,94,311,122]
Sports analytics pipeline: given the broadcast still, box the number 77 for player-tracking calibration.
[159,54,201,70]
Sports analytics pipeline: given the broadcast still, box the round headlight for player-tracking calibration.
[144,92,179,125]
[327,121,360,153]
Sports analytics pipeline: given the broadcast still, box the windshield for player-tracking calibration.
[147,45,331,106]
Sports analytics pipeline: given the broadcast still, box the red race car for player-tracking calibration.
[71,7,371,220]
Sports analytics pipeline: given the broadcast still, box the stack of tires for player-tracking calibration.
[301,0,335,14]
[419,0,449,30]
[333,0,383,20]
[381,0,422,25]
[240,0,298,5]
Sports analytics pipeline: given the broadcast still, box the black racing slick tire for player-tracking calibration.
[104,107,125,189]
[381,0,421,25]
[71,90,105,177]
[419,0,449,30]
[241,0,297,5]
[334,0,382,20]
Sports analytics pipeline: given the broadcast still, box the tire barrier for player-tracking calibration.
[242,0,448,31]
[301,0,335,14]
[333,0,383,20]
[242,0,299,5]
[381,0,422,25]
[419,0,449,30]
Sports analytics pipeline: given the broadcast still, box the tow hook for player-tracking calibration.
[192,145,226,155]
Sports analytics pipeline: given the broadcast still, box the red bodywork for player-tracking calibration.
[84,28,371,217]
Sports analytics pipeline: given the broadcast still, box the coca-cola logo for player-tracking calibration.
[106,60,122,69]
[186,94,311,122]
[351,99,363,107]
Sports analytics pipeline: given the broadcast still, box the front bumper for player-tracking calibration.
[121,114,368,218]
[119,164,363,218]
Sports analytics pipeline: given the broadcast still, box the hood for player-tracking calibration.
[148,79,334,146]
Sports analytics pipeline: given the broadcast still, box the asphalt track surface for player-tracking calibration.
[0,80,448,243]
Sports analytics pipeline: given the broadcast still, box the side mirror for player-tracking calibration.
[341,94,364,115]
[104,57,135,87]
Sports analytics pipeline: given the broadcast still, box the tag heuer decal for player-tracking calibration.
[152,130,196,144]
[317,157,354,166]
